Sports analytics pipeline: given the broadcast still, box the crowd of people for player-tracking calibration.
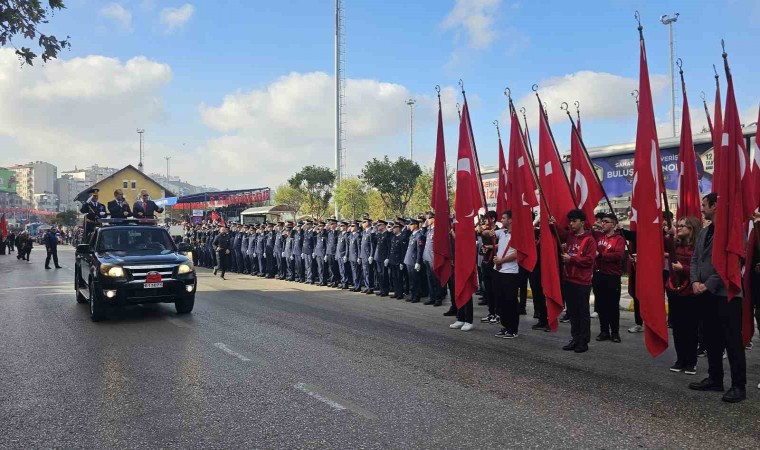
[182,190,758,404]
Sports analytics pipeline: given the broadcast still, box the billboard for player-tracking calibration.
[0,168,17,193]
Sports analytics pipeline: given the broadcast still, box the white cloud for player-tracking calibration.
[100,3,132,31]
[160,4,195,33]
[509,70,669,127]
[441,0,501,49]
[195,72,458,188]
[0,49,171,172]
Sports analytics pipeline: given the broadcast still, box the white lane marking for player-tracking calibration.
[0,284,70,291]
[293,383,347,411]
[213,342,251,361]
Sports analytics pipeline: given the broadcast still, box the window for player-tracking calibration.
[123,180,128,189]
[131,180,137,189]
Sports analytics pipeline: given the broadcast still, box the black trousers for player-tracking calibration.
[518,267,529,312]
[390,264,403,297]
[494,271,522,333]
[375,260,389,294]
[699,293,746,388]
[481,262,496,315]
[668,292,699,367]
[530,266,547,325]
[593,272,621,335]
[44,248,59,267]
[216,250,230,276]
[406,263,420,299]
[563,281,592,344]
[266,250,276,276]
[749,271,760,331]
[425,261,443,302]
[456,298,473,323]
[629,269,644,326]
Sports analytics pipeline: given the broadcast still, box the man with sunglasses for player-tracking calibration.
[133,189,164,219]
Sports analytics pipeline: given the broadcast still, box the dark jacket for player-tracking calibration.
[690,224,734,297]
[373,230,392,261]
[213,233,232,251]
[132,199,164,219]
[107,200,133,218]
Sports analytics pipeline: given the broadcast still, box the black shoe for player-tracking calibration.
[689,378,724,392]
[410,298,420,303]
[477,300,488,306]
[424,299,435,305]
[443,309,457,316]
[55,266,62,269]
[610,333,622,343]
[595,332,611,342]
[562,340,577,351]
[531,322,548,330]
[669,362,685,373]
[379,293,388,297]
[213,269,218,275]
[433,301,442,307]
[220,276,225,280]
[45,266,51,269]
[519,309,528,316]
[574,344,589,353]
[559,314,570,323]
[366,290,374,295]
[722,386,746,403]
[495,328,509,338]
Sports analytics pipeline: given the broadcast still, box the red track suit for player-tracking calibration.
[665,244,697,368]
[592,233,626,337]
[562,230,598,345]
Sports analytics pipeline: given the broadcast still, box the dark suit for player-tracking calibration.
[80,201,106,238]
[107,200,132,218]
[132,199,164,219]
[374,230,392,295]
[691,224,746,388]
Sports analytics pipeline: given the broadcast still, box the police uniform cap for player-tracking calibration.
[339,220,349,226]
[427,211,435,218]
[87,188,100,194]
[376,219,387,225]
[362,216,371,223]
[392,222,402,229]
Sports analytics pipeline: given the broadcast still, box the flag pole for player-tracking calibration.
[534,86,578,208]
[701,91,714,136]
[459,79,488,213]
[435,85,450,202]
[574,101,581,128]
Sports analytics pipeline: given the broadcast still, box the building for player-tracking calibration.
[9,161,57,207]
[56,175,88,212]
[74,164,174,207]
[33,192,59,212]
[148,173,219,197]
[60,165,119,186]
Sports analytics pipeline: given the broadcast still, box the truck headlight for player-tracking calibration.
[100,265,125,277]
[177,263,193,275]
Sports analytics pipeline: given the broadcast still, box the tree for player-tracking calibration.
[408,166,455,217]
[288,165,335,220]
[273,183,304,217]
[361,156,422,217]
[55,209,77,227]
[0,1,71,66]
[366,189,387,219]
[334,177,368,219]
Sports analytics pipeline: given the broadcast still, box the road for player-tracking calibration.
[1,245,759,449]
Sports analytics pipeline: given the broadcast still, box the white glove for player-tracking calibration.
[343,256,347,263]
[290,255,294,260]
[414,263,421,272]
[368,256,374,264]
[324,256,328,262]
[399,264,404,270]
[281,252,285,257]
[384,259,389,267]
[301,253,305,259]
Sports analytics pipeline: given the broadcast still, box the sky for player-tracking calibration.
[1,0,759,192]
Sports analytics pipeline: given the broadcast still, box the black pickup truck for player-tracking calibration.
[74,220,197,321]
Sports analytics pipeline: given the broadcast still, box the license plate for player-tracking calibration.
[144,282,163,289]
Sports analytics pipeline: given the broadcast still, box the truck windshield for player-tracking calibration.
[96,228,176,255]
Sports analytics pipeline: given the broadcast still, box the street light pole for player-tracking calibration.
[164,156,171,223]
[660,13,679,137]
[405,99,416,160]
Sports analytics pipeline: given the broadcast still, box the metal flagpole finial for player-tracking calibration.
[634,10,642,31]
[458,79,465,94]
[519,107,527,121]
[456,102,461,119]
[574,100,580,112]
[721,39,726,58]
[560,102,569,111]
[435,85,441,95]
[493,120,500,138]
[700,91,706,101]
[713,64,719,80]
[631,89,639,101]
[504,87,511,99]
[676,58,683,74]
[532,84,539,92]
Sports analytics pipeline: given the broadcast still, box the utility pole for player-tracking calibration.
[164,156,171,223]
[334,0,346,219]
[136,129,145,172]
[660,13,679,137]
[406,99,416,161]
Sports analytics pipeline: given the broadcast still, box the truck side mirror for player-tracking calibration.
[76,244,91,254]
[178,242,192,253]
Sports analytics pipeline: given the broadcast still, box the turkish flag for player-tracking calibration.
[751,105,760,209]
[711,81,723,193]
[713,58,755,300]
[570,119,604,226]
[631,36,668,357]
[506,104,538,271]
[496,134,508,216]
[453,99,482,308]
[538,103,577,331]
[431,98,452,287]
[676,80,701,220]
[0,214,7,240]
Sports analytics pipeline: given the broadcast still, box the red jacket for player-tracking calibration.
[563,230,597,286]
[594,233,626,276]
[665,244,695,296]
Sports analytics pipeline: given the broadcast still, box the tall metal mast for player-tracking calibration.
[137,128,145,172]
[335,0,346,218]
[660,13,679,137]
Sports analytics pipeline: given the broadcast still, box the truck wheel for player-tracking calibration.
[89,281,107,322]
[175,296,195,314]
[75,272,87,304]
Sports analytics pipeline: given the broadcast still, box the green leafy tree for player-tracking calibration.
[273,183,304,217]
[334,177,368,219]
[55,209,77,227]
[408,166,455,217]
[0,1,71,66]
[366,189,387,219]
[361,156,422,217]
[288,165,335,220]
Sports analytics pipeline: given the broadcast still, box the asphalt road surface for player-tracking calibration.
[2,246,759,449]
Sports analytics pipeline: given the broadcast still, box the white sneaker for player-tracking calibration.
[460,322,474,332]
[449,321,465,329]
[628,325,643,333]
[590,312,599,318]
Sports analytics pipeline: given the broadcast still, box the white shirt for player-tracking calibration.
[493,229,518,274]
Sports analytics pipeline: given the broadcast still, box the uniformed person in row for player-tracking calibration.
[404,218,425,303]
[292,221,304,282]
[265,223,276,278]
[359,217,376,294]
[301,220,315,284]
[389,222,407,299]
[246,226,256,275]
[284,222,295,281]
[348,221,362,292]
[325,219,337,286]
[335,221,349,289]
[373,219,392,297]
[255,224,267,276]
[79,188,107,239]
[313,221,327,285]
[240,226,250,274]
[274,222,284,279]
